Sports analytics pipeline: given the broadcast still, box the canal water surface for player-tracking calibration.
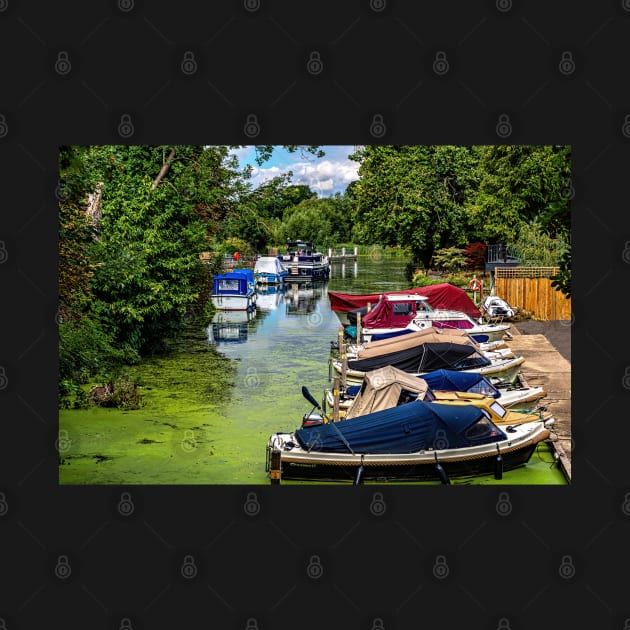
[59,253,567,485]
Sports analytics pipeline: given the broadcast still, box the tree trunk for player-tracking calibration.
[151,148,176,189]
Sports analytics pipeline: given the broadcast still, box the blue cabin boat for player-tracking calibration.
[211,269,257,311]
[279,239,330,282]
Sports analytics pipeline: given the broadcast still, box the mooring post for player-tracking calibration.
[354,246,358,259]
[340,338,347,391]
[333,376,340,422]
[270,449,281,485]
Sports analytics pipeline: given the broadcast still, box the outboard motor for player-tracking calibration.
[301,413,325,428]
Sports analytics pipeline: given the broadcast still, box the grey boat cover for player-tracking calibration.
[347,342,491,374]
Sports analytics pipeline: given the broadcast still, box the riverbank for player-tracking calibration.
[508,319,572,482]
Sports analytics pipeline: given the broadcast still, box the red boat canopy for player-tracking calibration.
[328,283,481,319]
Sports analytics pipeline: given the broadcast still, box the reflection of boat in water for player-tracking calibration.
[208,309,256,344]
[256,284,287,310]
[284,281,327,315]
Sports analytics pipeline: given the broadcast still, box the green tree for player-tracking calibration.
[349,145,476,269]
[467,145,571,243]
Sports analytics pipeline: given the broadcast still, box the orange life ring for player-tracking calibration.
[468,278,481,291]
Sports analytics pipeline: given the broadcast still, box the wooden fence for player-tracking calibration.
[494,267,572,321]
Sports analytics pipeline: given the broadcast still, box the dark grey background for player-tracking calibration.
[1,0,629,628]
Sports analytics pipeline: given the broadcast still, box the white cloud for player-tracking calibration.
[229,145,359,197]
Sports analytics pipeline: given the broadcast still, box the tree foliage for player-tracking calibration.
[348,144,571,296]
[348,145,476,269]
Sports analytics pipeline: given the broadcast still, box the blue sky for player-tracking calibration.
[229,145,360,197]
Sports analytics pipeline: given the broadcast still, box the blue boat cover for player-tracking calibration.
[295,400,506,454]
[212,270,254,295]
[370,329,414,341]
[347,342,491,374]
[231,268,254,284]
[421,369,500,398]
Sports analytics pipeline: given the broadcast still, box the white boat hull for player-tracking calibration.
[211,293,256,311]
[266,421,551,482]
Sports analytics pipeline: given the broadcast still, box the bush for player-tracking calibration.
[90,374,144,410]
[464,242,487,269]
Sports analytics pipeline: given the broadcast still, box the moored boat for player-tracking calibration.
[482,294,515,320]
[329,339,525,386]
[325,366,547,416]
[253,256,289,284]
[211,269,257,311]
[266,397,551,483]
[280,239,330,282]
[329,282,482,321]
[357,293,511,343]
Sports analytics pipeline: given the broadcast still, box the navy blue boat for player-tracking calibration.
[266,398,551,483]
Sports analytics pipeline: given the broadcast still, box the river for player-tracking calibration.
[59,252,566,485]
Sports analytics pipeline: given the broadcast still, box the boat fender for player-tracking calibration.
[354,463,364,485]
[434,453,450,485]
[495,448,503,480]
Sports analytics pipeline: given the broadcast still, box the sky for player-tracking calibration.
[228,145,360,197]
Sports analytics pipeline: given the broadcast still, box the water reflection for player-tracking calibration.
[255,283,286,311]
[207,309,257,344]
[329,260,358,279]
[283,280,328,315]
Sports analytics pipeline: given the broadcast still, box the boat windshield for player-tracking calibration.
[489,400,507,418]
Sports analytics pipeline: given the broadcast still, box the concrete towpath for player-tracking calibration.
[505,323,572,482]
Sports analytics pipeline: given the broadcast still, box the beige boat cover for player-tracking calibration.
[345,365,431,419]
[357,328,473,360]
